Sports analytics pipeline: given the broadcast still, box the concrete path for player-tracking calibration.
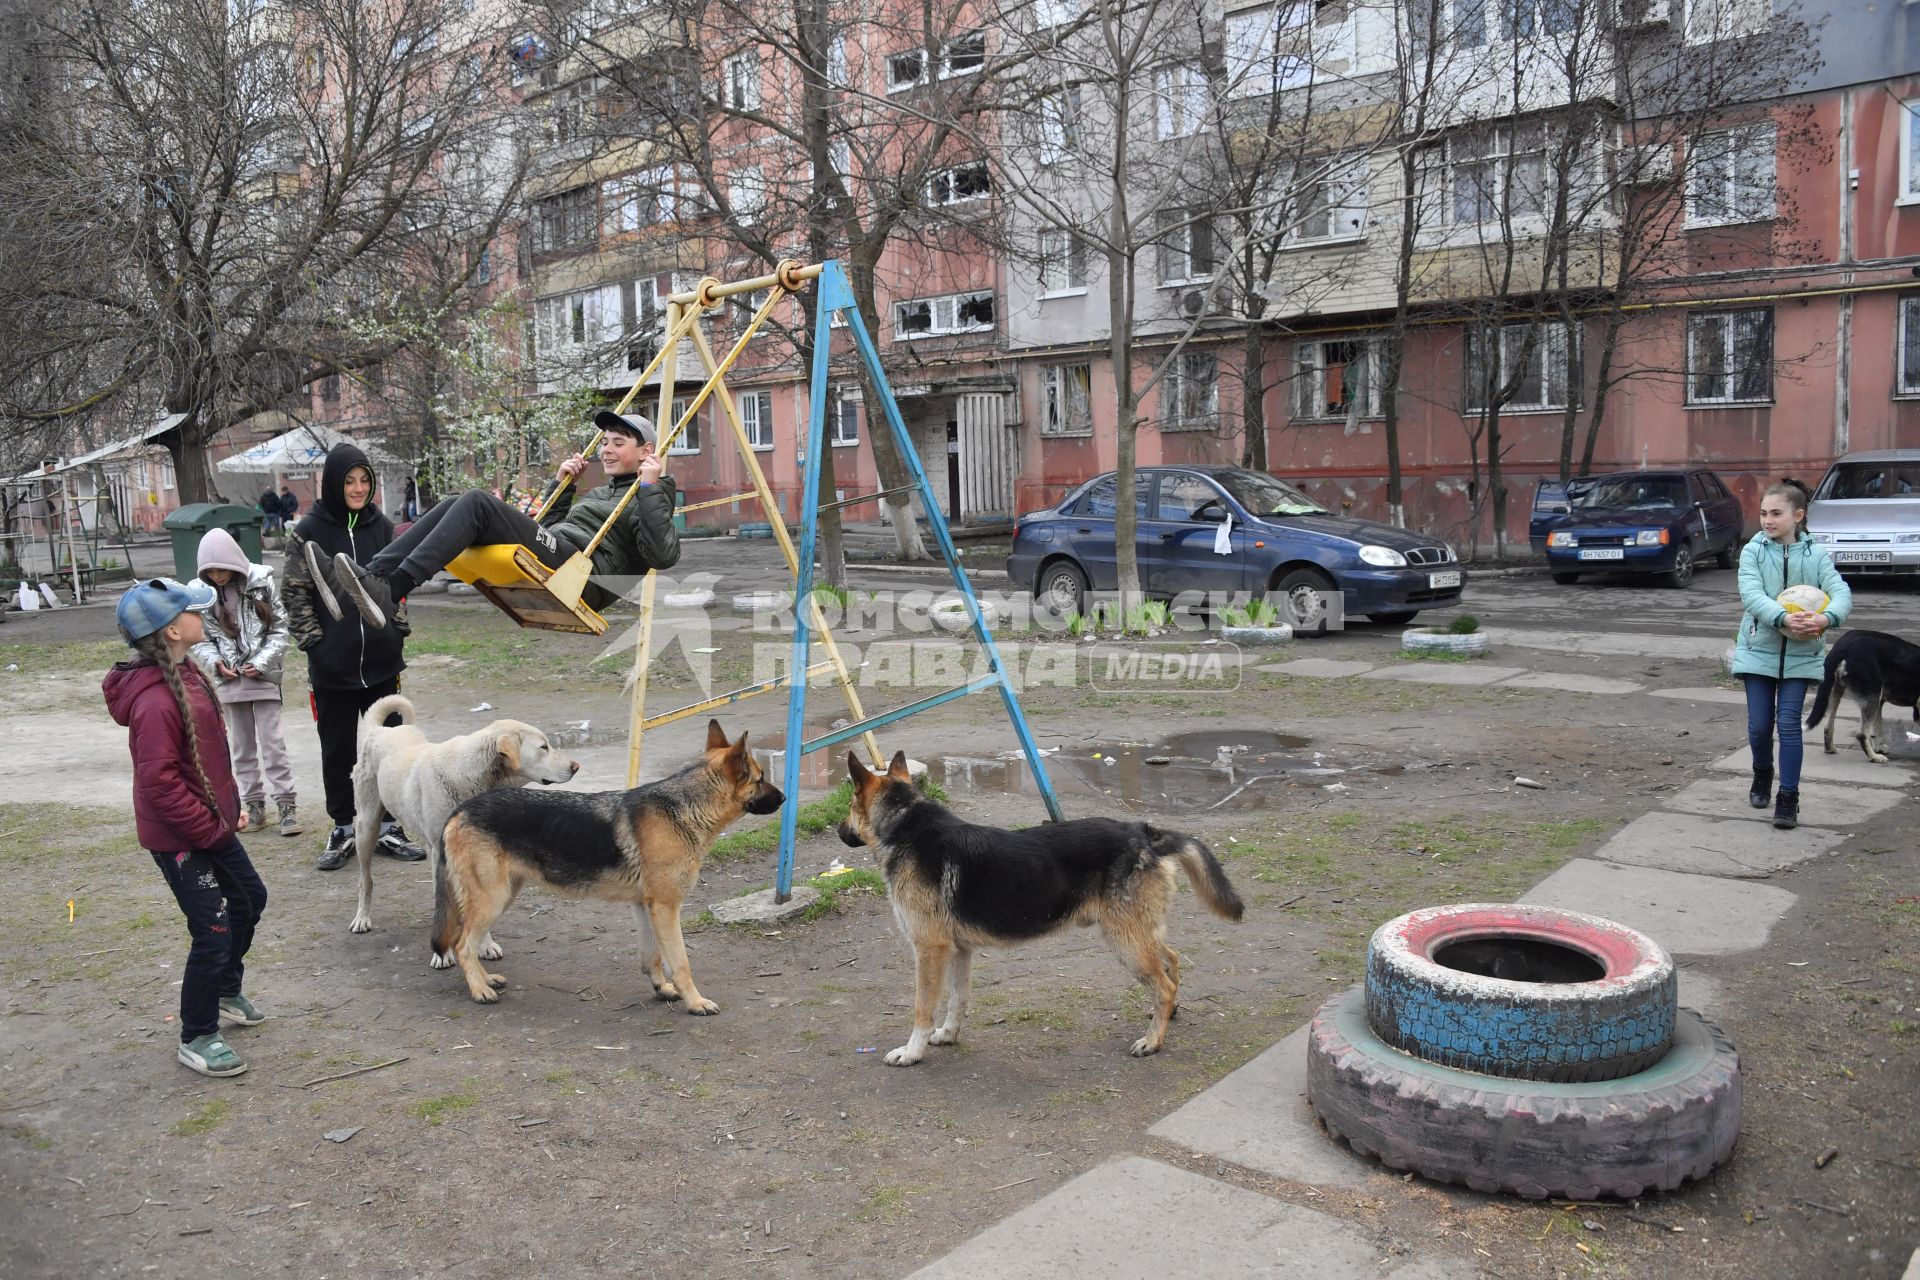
[906,708,1917,1278]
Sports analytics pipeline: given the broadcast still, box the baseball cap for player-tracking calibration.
[116,577,217,642]
[593,408,657,446]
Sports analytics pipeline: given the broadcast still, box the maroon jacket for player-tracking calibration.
[103,658,241,852]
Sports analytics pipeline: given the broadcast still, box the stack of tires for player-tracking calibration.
[1306,903,1742,1199]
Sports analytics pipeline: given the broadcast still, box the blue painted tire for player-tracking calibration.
[1308,986,1740,1199]
[1365,903,1677,1084]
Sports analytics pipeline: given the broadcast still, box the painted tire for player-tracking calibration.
[1308,986,1741,1199]
[1365,903,1676,1083]
[1401,628,1489,656]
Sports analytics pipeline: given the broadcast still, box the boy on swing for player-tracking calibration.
[305,411,681,627]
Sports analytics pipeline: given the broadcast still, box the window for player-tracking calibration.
[1155,208,1214,284]
[1042,364,1093,436]
[1293,338,1383,420]
[1686,124,1774,226]
[723,51,760,111]
[320,374,341,402]
[942,31,986,77]
[534,285,623,359]
[893,291,995,339]
[727,166,766,225]
[1035,0,1080,28]
[1289,155,1369,242]
[1038,89,1080,164]
[475,246,491,284]
[547,77,602,145]
[1684,0,1769,42]
[1079,473,1150,518]
[1814,460,1920,499]
[1418,125,1550,228]
[887,49,926,90]
[1038,229,1087,295]
[1464,322,1577,412]
[928,161,991,205]
[740,391,774,449]
[1154,63,1208,140]
[832,396,860,445]
[1900,297,1920,395]
[828,137,852,182]
[1225,3,1316,98]
[827,35,848,87]
[667,396,702,454]
[1686,309,1772,405]
[602,168,678,236]
[531,185,596,253]
[1159,472,1227,521]
[1903,101,1920,204]
[1163,353,1219,429]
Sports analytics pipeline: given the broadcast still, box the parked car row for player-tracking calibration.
[1529,468,1745,589]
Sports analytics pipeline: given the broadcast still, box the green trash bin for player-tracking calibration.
[163,503,264,581]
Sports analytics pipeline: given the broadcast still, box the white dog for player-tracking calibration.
[348,694,578,966]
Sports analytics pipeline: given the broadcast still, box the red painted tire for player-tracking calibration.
[1308,986,1741,1199]
[1365,903,1676,1083]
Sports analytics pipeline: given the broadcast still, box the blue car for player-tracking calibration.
[1530,469,1744,589]
[1006,465,1465,634]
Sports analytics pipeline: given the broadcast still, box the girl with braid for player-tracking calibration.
[104,579,271,1078]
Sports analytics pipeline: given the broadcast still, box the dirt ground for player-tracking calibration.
[2,583,1917,1278]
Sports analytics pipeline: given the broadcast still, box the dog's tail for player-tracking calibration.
[431,815,465,961]
[1151,828,1245,922]
[1805,655,1845,729]
[359,694,415,746]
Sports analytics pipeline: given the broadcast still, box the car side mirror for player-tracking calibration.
[1194,506,1228,523]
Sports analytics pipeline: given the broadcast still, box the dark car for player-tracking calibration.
[1006,466,1464,634]
[1529,468,1743,588]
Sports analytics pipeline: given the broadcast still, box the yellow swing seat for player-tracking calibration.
[443,545,607,636]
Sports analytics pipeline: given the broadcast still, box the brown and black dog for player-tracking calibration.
[838,751,1245,1064]
[434,720,783,1012]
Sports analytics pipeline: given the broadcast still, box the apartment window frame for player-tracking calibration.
[726,165,767,225]
[1286,154,1370,244]
[1685,123,1775,228]
[1041,363,1094,437]
[1153,62,1208,140]
[941,30,987,78]
[1224,2,1321,99]
[1038,229,1088,296]
[1418,124,1552,230]
[927,160,991,206]
[1162,352,1220,431]
[722,50,761,111]
[666,395,702,455]
[739,390,775,450]
[1463,321,1578,413]
[1899,101,1920,205]
[1155,208,1214,286]
[1685,308,1774,406]
[831,394,861,446]
[1292,336,1384,421]
[893,290,996,340]
[1683,0,1770,43]
[531,184,597,254]
[1899,296,1920,397]
[1038,87,1081,164]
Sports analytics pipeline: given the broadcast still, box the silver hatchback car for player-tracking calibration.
[1807,450,1920,574]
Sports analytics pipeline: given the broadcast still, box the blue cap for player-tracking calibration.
[116,577,217,642]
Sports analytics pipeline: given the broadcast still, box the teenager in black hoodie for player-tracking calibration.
[282,443,426,870]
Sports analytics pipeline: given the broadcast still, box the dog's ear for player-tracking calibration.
[726,729,751,768]
[496,732,522,773]
[705,719,729,751]
[847,751,873,785]
[887,750,911,782]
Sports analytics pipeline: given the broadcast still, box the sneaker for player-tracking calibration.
[277,799,303,838]
[245,800,267,832]
[330,553,392,629]
[177,1033,247,1077]
[219,994,266,1027]
[316,825,355,871]
[377,825,426,861]
[303,540,344,622]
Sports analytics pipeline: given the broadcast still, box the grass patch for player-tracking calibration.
[0,637,126,677]
[169,1099,232,1138]
[707,773,947,866]
[800,867,888,921]
[857,1178,921,1223]
[8,1124,52,1150]
[408,1091,479,1125]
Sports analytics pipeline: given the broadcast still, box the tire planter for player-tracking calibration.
[663,588,715,609]
[1401,628,1490,657]
[1307,985,1741,1199]
[1365,903,1676,1083]
[930,597,999,632]
[1220,623,1294,646]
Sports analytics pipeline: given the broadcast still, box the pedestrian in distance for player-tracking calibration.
[190,529,302,838]
[279,486,299,523]
[1731,477,1852,830]
[103,578,270,1078]
[281,442,427,871]
[258,488,283,536]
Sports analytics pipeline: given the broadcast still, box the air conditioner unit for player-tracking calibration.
[1180,289,1227,318]
[1623,141,1674,186]
[1617,0,1670,29]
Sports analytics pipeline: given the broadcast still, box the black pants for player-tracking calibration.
[151,836,267,1042]
[312,678,403,826]
[369,491,571,586]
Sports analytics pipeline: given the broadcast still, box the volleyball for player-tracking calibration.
[1776,585,1829,614]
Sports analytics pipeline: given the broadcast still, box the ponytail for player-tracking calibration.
[128,632,224,821]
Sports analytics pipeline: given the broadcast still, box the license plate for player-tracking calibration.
[1428,571,1461,588]
[1835,551,1892,564]
[1578,549,1625,561]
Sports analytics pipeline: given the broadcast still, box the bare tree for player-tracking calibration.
[0,0,528,502]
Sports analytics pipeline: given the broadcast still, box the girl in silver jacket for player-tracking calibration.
[190,528,302,837]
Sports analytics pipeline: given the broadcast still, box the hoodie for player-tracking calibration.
[104,658,241,852]
[281,442,407,691]
[190,528,290,702]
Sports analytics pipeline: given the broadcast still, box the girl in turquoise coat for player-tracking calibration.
[1732,479,1851,830]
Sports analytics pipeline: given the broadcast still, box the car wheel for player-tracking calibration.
[1272,567,1335,637]
[1036,560,1088,617]
[1367,610,1418,626]
[1550,571,1580,585]
[1665,543,1696,589]
[1714,540,1736,570]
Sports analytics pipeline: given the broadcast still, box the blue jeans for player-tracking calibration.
[150,836,268,1042]
[1742,675,1813,791]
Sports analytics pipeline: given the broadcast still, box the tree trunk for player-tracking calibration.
[1579,312,1623,477]
[1241,323,1267,471]
[165,417,217,506]
[846,250,929,562]
[812,405,847,591]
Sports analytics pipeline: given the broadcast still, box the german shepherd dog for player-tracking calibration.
[1806,629,1920,762]
[434,720,783,1012]
[838,752,1245,1065]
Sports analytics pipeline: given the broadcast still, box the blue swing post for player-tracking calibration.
[774,261,1064,901]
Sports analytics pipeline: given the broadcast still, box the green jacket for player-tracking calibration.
[1731,530,1851,681]
[540,472,680,608]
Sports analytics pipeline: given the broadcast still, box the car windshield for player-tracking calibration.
[1575,478,1687,511]
[1214,471,1327,517]
[1814,462,1920,500]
